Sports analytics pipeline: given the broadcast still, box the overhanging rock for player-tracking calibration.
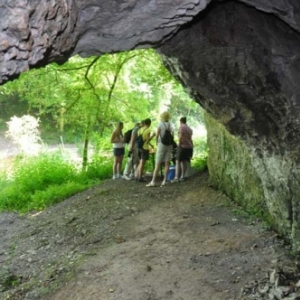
[158,1,300,250]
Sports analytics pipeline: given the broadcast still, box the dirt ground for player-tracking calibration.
[0,171,298,300]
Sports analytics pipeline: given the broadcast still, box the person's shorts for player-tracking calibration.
[176,147,193,162]
[155,144,171,164]
[113,147,125,157]
[139,149,149,161]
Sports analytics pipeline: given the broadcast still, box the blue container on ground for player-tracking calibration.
[167,165,176,181]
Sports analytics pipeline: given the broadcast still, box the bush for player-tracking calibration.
[192,154,208,172]
[12,153,78,192]
[0,153,87,212]
[28,182,89,211]
[86,154,113,180]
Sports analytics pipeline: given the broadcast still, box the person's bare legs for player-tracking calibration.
[161,161,170,186]
[181,160,187,179]
[113,156,121,178]
[115,156,123,178]
[113,158,117,178]
[123,155,133,177]
[148,163,160,185]
[174,160,181,180]
[137,159,146,180]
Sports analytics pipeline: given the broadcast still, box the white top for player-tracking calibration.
[112,132,124,148]
[113,142,124,148]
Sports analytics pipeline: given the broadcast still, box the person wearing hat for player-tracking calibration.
[146,111,174,187]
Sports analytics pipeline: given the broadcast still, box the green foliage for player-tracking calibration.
[90,134,112,153]
[28,182,89,211]
[0,153,84,212]
[0,151,115,213]
[85,154,113,180]
[12,153,77,191]
[0,49,205,143]
[192,155,208,172]
[192,135,208,157]
[0,271,21,291]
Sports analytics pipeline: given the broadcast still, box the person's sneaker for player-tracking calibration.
[171,177,179,183]
[112,175,117,179]
[179,177,185,182]
[122,175,132,181]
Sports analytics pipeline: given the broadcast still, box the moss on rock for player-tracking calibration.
[205,113,273,224]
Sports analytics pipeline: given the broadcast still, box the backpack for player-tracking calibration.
[161,122,174,146]
[124,128,133,144]
[136,129,145,149]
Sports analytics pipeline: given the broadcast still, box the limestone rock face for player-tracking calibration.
[1,0,300,249]
[159,1,300,249]
[0,0,79,82]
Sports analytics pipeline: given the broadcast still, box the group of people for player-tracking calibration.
[110,111,193,187]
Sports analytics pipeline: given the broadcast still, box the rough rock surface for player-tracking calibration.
[0,0,209,84]
[1,0,300,83]
[158,1,300,250]
[1,0,300,249]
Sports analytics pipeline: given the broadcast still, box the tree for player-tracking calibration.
[0,49,204,168]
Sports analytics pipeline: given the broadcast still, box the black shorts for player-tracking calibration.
[113,147,125,157]
[139,149,149,161]
[176,147,193,162]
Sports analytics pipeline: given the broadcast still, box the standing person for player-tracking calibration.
[136,118,152,182]
[146,111,174,187]
[122,121,143,180]
[110,121,125,179]
[171,117,193,182]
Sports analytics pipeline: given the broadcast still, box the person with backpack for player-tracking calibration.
[136,118,152,182]
[171,117,193,183]
[146,111,174,187]
[110,121,125,179]
[122,121,143,180]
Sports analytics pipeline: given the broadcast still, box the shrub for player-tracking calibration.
[28,182,89,211]
[0,153,84,212]
[86,154,112,180]
[192,154,208,172]
[12,153,78,192]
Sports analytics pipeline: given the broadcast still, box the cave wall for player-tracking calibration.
[204,113,269,222]
[158,1,300,250]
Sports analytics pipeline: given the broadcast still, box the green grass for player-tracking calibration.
[86,153,113,180]
[0,152,113,213]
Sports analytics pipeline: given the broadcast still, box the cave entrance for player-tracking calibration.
[0,48,206,148]
[0,48,207,181]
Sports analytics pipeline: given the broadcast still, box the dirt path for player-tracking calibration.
[0,172,297,300]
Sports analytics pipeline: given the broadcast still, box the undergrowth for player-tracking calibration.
[0,153,99,213]
[0,138,207,213]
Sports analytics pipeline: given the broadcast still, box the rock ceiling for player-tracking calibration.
[1,0,299,84]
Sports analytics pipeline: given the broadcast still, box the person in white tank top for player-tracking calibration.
[110,121,125,179]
